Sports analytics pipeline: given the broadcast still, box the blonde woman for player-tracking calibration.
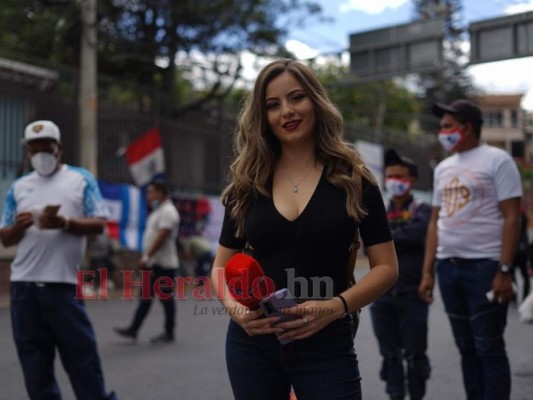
[211,59,398,400]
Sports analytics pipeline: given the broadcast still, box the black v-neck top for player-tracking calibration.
[219,170,392,299]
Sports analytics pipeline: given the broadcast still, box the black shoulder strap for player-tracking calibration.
[347,229,360,286]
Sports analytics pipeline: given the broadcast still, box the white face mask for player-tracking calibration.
[31,152,58,176]
[385,178,411,198]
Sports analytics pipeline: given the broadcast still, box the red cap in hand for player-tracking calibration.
[224,253,274,309]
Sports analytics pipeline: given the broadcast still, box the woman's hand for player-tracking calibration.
[275,299,342,341]
[229,305,285,337]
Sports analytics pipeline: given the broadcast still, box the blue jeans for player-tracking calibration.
[226,314,361,400]
[10,282,117,400]
[130,265,176,335]
[437,258,510,400]
[370,291,430,399]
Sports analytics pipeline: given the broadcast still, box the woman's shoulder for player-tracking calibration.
[360,175,380,192]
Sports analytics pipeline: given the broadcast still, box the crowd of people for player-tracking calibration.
[1,59,531,400]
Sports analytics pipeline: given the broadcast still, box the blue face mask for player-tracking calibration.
[150,200,161,209]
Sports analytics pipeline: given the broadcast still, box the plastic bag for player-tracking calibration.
[518,291,533,323]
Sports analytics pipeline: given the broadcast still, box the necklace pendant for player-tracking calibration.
[293,186,299,193]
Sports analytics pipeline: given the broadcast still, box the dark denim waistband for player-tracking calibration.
[441,257,490,265]
[11,281,75,289]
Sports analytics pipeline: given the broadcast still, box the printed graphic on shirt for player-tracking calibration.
[387,208,411,233]
[440,169,484,227]
[387,209,410,222]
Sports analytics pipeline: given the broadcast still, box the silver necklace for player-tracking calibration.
[282,163,315,193]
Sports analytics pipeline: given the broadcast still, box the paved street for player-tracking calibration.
[1,268,532,400]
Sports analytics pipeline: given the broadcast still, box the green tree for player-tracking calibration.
[0,0,324,114]
[314,61,419,135]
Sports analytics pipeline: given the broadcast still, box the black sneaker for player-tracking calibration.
[150,332,174,344]
[114,327,137,340]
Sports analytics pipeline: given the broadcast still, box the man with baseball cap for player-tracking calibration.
[419,100,522,400]
[23,120,61,143]
[371,149,432,400]
[0,120,117,399]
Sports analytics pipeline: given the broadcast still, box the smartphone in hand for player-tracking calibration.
[42,205,60,216]
[259,288,300,344]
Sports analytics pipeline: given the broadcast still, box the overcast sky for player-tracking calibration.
[277,0,533,110]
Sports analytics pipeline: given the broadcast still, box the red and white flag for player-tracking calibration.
[126,128,165,187]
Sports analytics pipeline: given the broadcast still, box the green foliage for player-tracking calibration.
[518,164,533,190]
[0,0,324,115]
[0,0,80,63]
[314,62,419,133]
[224,87,252,115]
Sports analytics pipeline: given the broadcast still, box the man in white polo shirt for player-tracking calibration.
[0,120,117,400]
[115,180,180,343]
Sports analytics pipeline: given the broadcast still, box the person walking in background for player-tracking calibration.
[419,100,522,400]
[180,234,214,281]
[0,120,117,400]
[115,180,180,344]
[210,59,398,400]
[371,149,432,400]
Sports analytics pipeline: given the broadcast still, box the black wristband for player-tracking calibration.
[336,294,349,317]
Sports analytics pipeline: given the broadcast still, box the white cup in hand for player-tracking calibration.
[30,206,44,228]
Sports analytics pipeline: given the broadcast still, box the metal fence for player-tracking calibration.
[97,103,232,194]
[0,54,439,204]
[0,66,234,198]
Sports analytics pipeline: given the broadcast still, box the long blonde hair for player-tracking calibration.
[222,59,377,236]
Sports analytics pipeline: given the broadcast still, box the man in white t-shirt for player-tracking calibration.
[418,100,522,400]
[115,180,180,343]
[0,120,117,400]
[180,235,214,280]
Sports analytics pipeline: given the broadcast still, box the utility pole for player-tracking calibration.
[79,0,98,175]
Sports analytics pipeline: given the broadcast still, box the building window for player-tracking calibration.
[511,141,524,158]
[484,111,503,127]
[511,110,518,128]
